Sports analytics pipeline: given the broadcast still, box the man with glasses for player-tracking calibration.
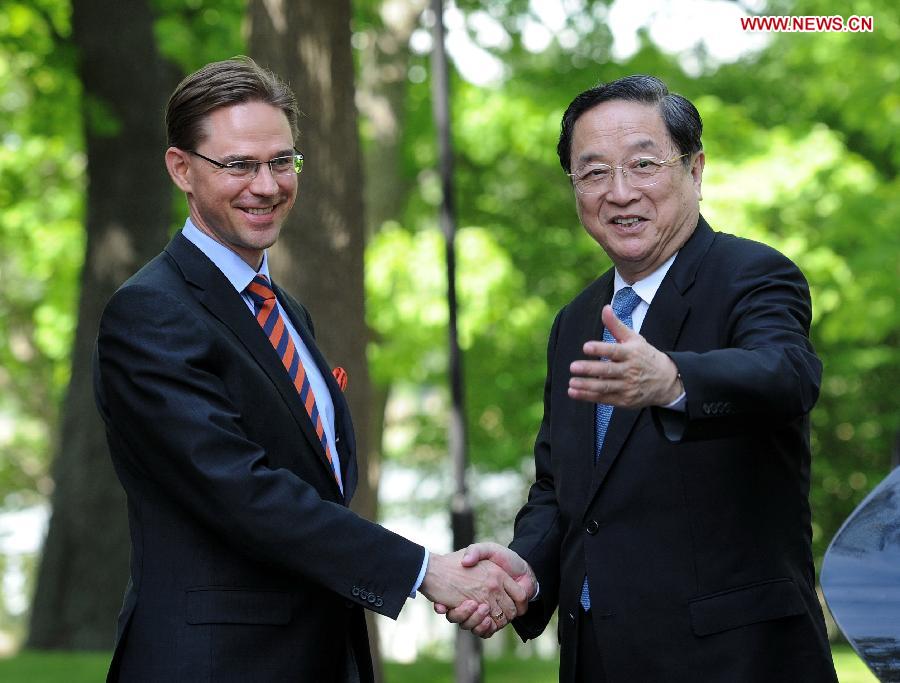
[440,75,837,682]
[93,57,531,682]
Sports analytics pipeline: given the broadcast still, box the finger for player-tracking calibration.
[581,340,624,360]
[502,549,528,577]
[568,375,619,394]
[500,574,526,617]
[517,569,538,602]
[567,379,622,407]
[446,600,482,625]
[495,596,516,624]
[455,603,490,631]
[472,616,496,638]
[434,603,448,615]
[461,542,495,567]
[602,304,638,343]
[484,545,527,578]
[569,359,620,378]
[568,386,602,403]
[500,567,527,603]
[575,340,618,362]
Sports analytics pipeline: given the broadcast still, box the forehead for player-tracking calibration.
[570,100,672,164]
[201,101,293,152]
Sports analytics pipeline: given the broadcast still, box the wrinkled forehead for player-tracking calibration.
[571,100,673,166]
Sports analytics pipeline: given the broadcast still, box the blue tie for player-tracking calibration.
[581,286,643,611]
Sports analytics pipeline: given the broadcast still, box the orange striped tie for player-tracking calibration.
[246,275,338,483]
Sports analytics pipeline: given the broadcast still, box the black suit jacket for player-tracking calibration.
[94,232,424,682]
[510,217,837,682]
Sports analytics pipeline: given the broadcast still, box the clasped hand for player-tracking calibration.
[422,542,536,638]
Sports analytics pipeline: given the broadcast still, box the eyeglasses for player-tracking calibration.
[568,153,689,194]
[188,149,304,180]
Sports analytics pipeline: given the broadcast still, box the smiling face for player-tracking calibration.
[165,101,298,268]
[569,99,704,283]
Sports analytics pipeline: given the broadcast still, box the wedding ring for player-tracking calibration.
[491,611,504,622]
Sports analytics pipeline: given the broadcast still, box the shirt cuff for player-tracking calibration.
[662,390,686,412]
[410,548,430,598]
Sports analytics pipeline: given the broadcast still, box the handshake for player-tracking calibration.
[419,542,537,638]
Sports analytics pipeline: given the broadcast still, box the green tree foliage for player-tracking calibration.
[0,0,244,507]
[0,0,81,506]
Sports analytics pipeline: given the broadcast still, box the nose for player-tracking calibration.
[247,162,280,195]
[604,166,640,204]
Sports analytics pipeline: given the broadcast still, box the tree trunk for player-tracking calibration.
[356,0,427,237]
[27,0,173,649]
[246,0,381,678]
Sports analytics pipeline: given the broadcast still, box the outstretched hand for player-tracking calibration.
[567,304,682,408]
[433,542,537,638]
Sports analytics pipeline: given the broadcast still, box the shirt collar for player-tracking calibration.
[181,218,271,293]
[613,251,679,306]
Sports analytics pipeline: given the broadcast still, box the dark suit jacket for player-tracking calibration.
[510,217,837,682]
[94,232,424,682]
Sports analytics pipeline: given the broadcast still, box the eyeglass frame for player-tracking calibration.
[567,152,690,194]
[187,148,305,180]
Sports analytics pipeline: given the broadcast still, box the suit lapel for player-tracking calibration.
[585,218,714,506]
[165,233,343,496]
[573,274,613,505]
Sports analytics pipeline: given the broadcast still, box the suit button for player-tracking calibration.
[375,598,384,608]
[586,520,600,535]
[351,587,360,597]
[368,594,377,604]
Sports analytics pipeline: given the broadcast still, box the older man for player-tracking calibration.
[444,75,837,682]
[94,57,529,682]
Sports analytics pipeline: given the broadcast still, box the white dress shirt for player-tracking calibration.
[612,252,686,411]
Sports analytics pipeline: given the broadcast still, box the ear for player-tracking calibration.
[165,147,193,194]
[690,150,705,201]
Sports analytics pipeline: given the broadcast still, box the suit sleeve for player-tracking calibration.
[655,244,822,442]
[509,310,565,641]
[95,284,424,619]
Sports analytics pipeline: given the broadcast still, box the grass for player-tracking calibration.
[0,644,877,681]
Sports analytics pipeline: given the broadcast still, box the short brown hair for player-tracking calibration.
[166,56,300,150]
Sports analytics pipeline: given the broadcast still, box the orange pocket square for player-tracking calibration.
[332,367,348,391]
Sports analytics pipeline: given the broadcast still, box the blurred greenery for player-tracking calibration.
[0,646,880,682]
[0,0,897,658]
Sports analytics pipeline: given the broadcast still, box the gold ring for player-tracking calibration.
[491,611,504,621]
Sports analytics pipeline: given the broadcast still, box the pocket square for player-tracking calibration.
[332,367,348,391]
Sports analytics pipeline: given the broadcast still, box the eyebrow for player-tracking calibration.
[219,149,294,163]
[576,138,661,165]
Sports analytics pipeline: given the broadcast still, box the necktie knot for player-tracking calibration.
[246,274,276,312]
[611,286,642,320]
